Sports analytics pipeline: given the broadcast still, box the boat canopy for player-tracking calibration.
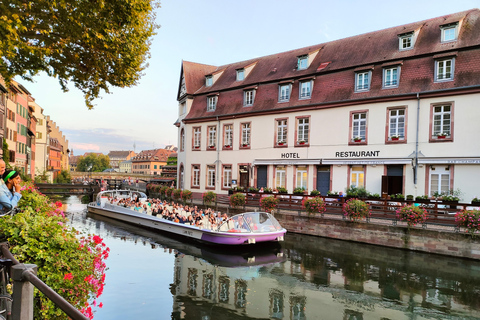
[218,212,284,233]
[96,190,147,203]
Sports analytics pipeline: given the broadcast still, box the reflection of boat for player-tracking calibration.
[87,212,286,267]
[87,190,286,246]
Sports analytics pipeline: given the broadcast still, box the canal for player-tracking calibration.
[63,196,480,319]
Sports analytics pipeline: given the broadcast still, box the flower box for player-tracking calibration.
[224,145,231,149]
[391,137,399,141]
[437,135,446,139]
[208,145,216,149]
[278,142,285,146]
[242,144,249,147]
[298,141,306,145]
[353,137,362,142]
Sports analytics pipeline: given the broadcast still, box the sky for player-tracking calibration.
[20,0,479,155]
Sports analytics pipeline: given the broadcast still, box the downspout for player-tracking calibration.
[414,93,420,189]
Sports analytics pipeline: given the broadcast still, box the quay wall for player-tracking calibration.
[275,211,480,260]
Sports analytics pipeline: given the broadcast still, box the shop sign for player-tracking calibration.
[335,151,380,157]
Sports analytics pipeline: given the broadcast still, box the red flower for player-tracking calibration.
[55,201,63,208]
[92,235,103,244]
[64,273,73,281]
[98,302,103,308]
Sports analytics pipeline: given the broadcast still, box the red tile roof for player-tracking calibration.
[181,9,480,122]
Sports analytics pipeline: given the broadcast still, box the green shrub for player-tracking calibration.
[343,198,370,222]
[260,196,279,213]
[276,187,288,194]
[230,193,246,208]
[293,187,305,195]
[181,190,192,202]
[172,188,182,200]
[302,197,326,215]
[203,191,216,205]
[310,190,320,196]
[396,205,428,227]
[455,210,480,235]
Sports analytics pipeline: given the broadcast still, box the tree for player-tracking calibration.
[77,154,110,172]
[0,0,159,109]
[55,170,72,183]
[2,139,9,163]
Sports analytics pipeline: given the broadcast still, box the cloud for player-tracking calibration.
[71,143,101,151]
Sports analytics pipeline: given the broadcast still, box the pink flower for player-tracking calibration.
[64,273,73,281]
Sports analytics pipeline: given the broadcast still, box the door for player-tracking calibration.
[239,165,249,189]
[382,165,403,196]
[257,166,267,188]
[316,166,330,195]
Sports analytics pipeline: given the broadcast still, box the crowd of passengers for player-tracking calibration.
[107,197,229,229]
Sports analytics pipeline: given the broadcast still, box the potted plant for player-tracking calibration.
[208,144,215,149]
[293,187,306,195]
[436,132,448,139]
[406,194,414,201]
[181,189,192,203]
[172,188,182,201]
[353,136,362,142]
[369,193,381,199]
[391,135,400,141]
[224,144,231,149]
[302,197,326,216]
[298,140,306,145]
[396,205,428,227]
[263,187,273,194]
[343,198,371,222]
[455,209,480,235]
[415,195,429,202]
[327,190,339,196]
[472,197,480,206]
[277,187,288,194]
[260,195,279,213]
[202,191,217,206]
[242,142,249,147]
[277,140,285,146]
[229,193,246,208]
[248,187,259,192]
[310,189,320,196]
[194,145,200,149]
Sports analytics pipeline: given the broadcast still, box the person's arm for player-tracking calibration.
[0,189,21,211]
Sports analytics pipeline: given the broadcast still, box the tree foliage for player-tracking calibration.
[77,154,110,172]
[55,169,72,183]
[0,0,160,108]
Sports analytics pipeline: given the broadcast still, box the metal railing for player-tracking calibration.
[0,243,88,320]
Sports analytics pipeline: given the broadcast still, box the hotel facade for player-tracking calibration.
[176,9,480,202]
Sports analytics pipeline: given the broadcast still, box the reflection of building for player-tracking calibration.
[176,9,480,202]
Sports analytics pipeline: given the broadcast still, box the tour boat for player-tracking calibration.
[87,190,287,246]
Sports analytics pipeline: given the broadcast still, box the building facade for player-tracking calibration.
[176,9,480,202]
[33,103,48,175]
[46,116,69,171]
[107,151,136,170]
[131,148,175,175]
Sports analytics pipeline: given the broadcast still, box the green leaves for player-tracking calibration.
[0,0,159,108]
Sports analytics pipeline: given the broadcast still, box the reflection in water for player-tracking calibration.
[62,196,480,320]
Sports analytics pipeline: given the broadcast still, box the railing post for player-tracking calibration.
[11,264,37,320]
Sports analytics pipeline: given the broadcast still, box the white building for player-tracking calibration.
[176,9,480,202]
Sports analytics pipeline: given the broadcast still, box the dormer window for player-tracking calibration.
[441,23,458,42]
[236,69,245,81]
[207,96,217,111]
[297,56,308,70]
[205,75,213,87]
[398,32,414,50]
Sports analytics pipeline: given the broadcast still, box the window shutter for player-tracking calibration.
[13,132,17,142]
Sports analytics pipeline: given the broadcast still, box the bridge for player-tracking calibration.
[35,183,101,200]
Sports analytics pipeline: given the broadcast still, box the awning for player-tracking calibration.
[418,157,480,165]
[322,158,412,165]
[253,159,321,166]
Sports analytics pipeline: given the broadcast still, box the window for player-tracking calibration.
[278,84,291,102]
[383,67,400,88]
[208,126,217,148]
[297,56,308,70]
[236,69,245,81]
[154,165,157,169]
[432,104,451,138]
[296,166,307,189]
[299,80,312,99]
[441,24,458,42]
[399,33,413,50]
[207,165,216,188]
[223,165,232,188]
[36,132,42,139]
[350,166,365,187]
[38,119,43,125]
[352,112,367,142]
[241,123,250,147]
[180,128,185,151]
[223,124,233,147]
[355,71,371,91]
[296,117,309,144]
[244,90,255,106]
[388,108,405,140]
[429,166,450,196]
[435,58,454,82]
[276,167,286,188]
[207,96,217,111]
[276,119,287,145]
[206,75,213,87]
[193,127,201,149]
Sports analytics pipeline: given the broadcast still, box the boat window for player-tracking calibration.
[218,212,283,233]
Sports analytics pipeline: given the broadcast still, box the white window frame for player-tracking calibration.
[350,166,365,188]
[383,67,400,88]
[207,165,216,188]
[193,127,201,148]
[389,109,405,139]
[278,84,291,102]
[441,24,458,42]
[192,166,200,187]
[352,112,367,141]
[180,128,185,151]
[236,69,245,81]
[299,80,312,99]
[276,167,286,188]
[296,166,307,189]
[277,119,287,144]
[223,166,232,188]
[224,124,233,146]
[241,123,250,146]
[435,58,454,82]
[429,166,450,196]
[206,75,213,87]
[207,96,217,112]
[433,105,451,137]
[297,118,309,143]
[297,56,308,70]
[398,33,414,50]
[355,71,371,92]
[244,90,254,106]
[208,126,217,148]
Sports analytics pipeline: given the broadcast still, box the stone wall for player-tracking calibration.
[275,211,480,260]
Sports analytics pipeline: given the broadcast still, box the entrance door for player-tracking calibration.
[257,166,267,188]
[316,166,330,195]
[382,165,403,196]
[239,165,249,189]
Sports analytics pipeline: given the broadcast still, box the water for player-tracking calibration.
[62,196,480,320]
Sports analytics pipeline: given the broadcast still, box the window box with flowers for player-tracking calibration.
[436,132,448,139]
[343,198,370,222]
[208,145,216,149]
[298,140,306,145]
[391,135,400,141]
[224,144,232,149]
[241,143,250,148]
[277,141,286,146]
[194,145,201,150]
[353,136,363,142]
[396,205,428,227]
